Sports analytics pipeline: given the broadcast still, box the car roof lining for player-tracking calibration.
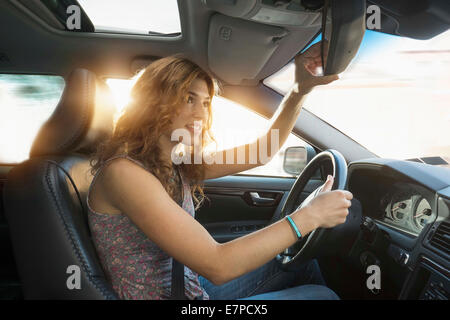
[16,0,65,30]
[2,0,448,82]
[0,0,320,85]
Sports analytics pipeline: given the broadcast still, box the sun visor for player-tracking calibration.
[208,14,289,85]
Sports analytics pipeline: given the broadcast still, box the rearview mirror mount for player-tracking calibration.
[321,0,366,75]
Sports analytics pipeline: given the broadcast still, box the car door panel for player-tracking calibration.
[0,165,22,299]
[196,175,323,243]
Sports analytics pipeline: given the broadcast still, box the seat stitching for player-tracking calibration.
[44,161,117,299]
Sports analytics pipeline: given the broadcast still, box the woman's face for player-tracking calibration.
[170,78,211,146]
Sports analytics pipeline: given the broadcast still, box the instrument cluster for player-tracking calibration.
[377,183,436,235]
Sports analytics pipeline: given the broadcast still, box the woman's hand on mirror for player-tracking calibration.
[294,41,339,94]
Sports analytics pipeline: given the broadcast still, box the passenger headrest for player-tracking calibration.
[30,69,116,157]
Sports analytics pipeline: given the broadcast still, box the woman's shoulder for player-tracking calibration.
[101,155,148,172]
[89,156,162,214]
[98,156,158,188]
[88,157,136,216]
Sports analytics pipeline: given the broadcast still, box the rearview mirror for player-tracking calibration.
[321,0,366,75]
[283,145,317,175]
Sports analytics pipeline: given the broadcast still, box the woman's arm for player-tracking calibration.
[102,159,352,285]
[203,41,338,180]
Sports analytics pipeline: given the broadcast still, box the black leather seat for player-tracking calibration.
[3,69,119,299]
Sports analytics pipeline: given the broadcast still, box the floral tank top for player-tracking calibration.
[87,155,209,300]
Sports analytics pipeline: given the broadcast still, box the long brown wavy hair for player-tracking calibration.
[90,55,218,210]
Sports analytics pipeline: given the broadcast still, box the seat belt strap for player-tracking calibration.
[171,257,186,300]
[171,166,187,300]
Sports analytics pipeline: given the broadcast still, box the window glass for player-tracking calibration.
[78,0,181,35]
[265,30,450,162]
[0,75,65,163]
[210,96,308,177]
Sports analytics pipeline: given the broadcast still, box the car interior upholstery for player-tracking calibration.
[3,69,118,299]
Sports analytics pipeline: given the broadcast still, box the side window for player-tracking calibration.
[210,96,310,177]
[0,74,65,164]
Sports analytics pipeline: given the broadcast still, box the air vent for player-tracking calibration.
[429,220,450,256]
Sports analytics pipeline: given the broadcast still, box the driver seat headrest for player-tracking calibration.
[30,69,116,157]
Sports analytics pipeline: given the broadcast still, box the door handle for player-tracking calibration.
[248,192,278,206]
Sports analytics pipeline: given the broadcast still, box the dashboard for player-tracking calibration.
[347,165,440,239]
[346,158,450,300]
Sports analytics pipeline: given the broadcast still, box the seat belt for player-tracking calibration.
[171,258,187,299]
[171,165,187,300]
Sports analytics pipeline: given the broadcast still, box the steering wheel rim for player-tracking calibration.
[275,149,348,271]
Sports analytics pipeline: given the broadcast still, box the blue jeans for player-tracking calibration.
[198,258,339,300]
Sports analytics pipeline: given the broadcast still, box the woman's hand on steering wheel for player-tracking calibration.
[296,175,353,230]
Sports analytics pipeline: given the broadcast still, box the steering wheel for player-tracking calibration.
[275,149,348,271]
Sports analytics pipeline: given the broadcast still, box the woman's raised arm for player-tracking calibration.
[203,41,338,180]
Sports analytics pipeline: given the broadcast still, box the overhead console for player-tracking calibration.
[207,14,293,85]
[203,0,366,85]
[204,0,325,27]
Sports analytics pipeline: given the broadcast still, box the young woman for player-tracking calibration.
[87,42,353,300]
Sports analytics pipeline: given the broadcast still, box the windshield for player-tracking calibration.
[265,30,450,163]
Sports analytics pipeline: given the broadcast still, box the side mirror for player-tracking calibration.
[283,145,317,176]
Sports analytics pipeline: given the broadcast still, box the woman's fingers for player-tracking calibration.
[301,41,322,58]
[299,40,331,68]
[303,60,323,76]
[344,199,352,208]
[304,62,318,75]
[295,40,339,90]
[321,175,334,192]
